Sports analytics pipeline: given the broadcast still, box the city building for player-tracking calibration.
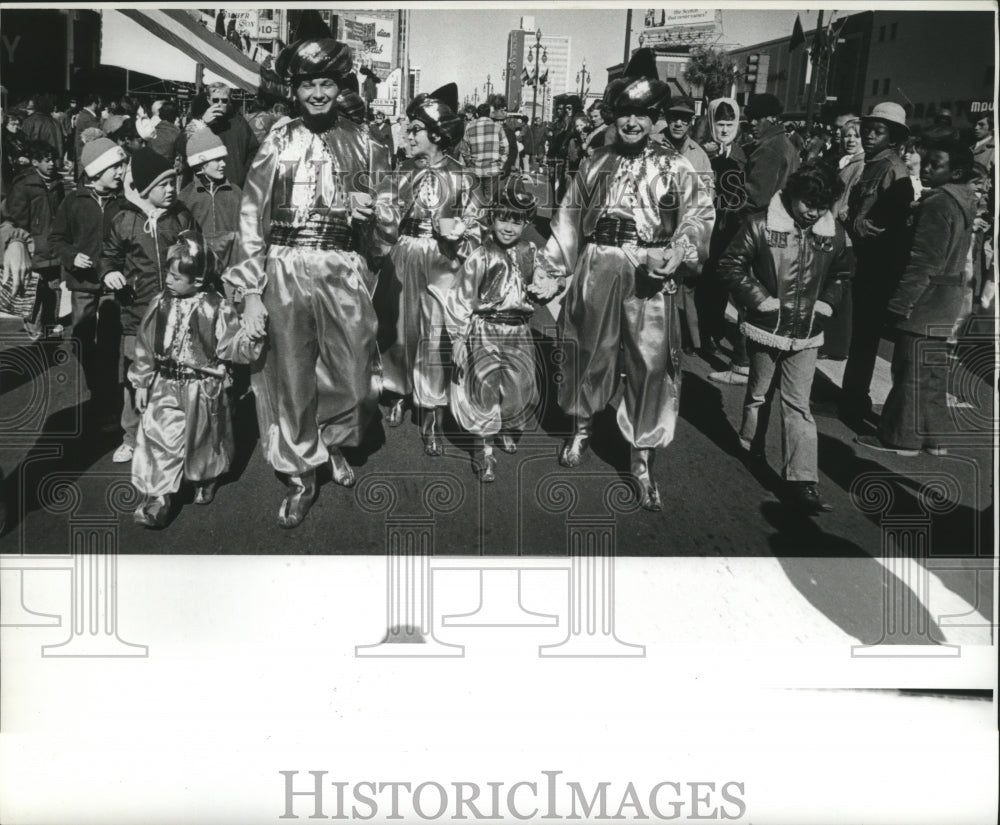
[727,10,995,127]
[504,16,570,121]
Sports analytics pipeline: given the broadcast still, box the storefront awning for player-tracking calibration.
[101,9,261,93]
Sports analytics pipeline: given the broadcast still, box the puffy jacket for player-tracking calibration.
[3,168,65,268]
[49,185,127,292]
[718,193,854,350]
[889,182,977,338]
[99,198,197,335]
[179,176,242,269]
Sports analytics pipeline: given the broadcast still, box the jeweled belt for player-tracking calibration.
[155,359,208,382]
[399,218,436,238]
[586,217,669,248]
[270,218,353,251]
[476,310,531,326]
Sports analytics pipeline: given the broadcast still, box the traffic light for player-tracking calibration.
[744,54,760,85]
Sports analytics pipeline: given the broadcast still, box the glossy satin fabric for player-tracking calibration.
[542,141,715,449]
[224,117,393,475]
[447,238,540,436]
[374,155,481,406]
[130,291,262,496]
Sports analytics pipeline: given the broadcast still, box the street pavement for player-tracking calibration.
[1,292,994,646]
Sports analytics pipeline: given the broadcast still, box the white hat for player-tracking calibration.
[863,102,909,134]
[81,137,127,178]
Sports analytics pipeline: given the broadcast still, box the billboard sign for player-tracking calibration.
[641,8,720,46]
[346,14,396,81]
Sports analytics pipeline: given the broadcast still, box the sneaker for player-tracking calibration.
[946,393,974,409]
[708,368,748,386]
[786,481,833,514]
[112,442,134,463]
[854,435,919,457]
[924,445,948,457]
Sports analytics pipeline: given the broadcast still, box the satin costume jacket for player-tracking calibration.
[373,154,482,406]
[446,236,540,437]
[223,117,394,476]
[542,141,715,449]
[128,290,263,496]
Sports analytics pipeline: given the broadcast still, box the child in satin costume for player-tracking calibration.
[447,179,551,482]
[129,231,263,528]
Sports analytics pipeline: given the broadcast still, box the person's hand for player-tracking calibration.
[702,140,720,156]
[858,218,886,237]
[3,240,30,294]
[527,270,561,300]
[241,293,268,340]
[980,280,995,309]
[73,252,93,269]
[757,296,780,313]
[103,271,127,291]
[814,300,834,317]
[973,216,990,233]
[446,219,467,241]
[135,386,148,413]
[647,246,686,279]
[202,104,225,126]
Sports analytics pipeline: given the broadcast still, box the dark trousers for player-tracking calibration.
[841,279,891,416]
[29,266,61,327]
[878,331,950,450]
[819,281,852,360]
[71,290,122,418]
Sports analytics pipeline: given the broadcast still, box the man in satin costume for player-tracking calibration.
[373,83,481,455]
[224,39,394,528]
[535,50,715,510]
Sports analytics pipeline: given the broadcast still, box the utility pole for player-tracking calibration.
[529,29,547,123]
[804,9,824,126]
[623,9,633,63]
[576,58,590,99]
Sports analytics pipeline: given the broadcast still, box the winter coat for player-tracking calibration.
[3,168,65,268]
[888,182,977,338]
[717,193,854,350]
[99,189,197,336]
[743,120,800,212]
[179,176,242,269]
[21,113,63,160]
[846,147,914,288]
[49,185,127,292]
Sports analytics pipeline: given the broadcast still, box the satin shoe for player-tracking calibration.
[277,471,317,529]
[630,448,662,512]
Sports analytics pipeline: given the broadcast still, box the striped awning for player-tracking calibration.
[101,9,261,92]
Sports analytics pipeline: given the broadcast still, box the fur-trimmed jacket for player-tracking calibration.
[717,193,854,351]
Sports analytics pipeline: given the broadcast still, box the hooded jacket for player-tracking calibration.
[99,172,197,335]
[3,168,65,268]
[888,182,977,337]
[49,184,128,292]
[717,193,854,350]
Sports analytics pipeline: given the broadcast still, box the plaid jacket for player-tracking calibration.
[459,117,509,177]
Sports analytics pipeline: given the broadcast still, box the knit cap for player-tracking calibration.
[186,128,227,166]
[81,137,127,178]
[130,148,175,197]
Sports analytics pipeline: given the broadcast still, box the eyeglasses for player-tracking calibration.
[405,125,426,136]
[210,97,229,104]
[666,114,694,123]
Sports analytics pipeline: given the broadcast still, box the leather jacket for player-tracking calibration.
[718,193,854,350]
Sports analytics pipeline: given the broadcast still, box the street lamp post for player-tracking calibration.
[484,73,493,101]
[576,58,591,99]
[528,28,548,122]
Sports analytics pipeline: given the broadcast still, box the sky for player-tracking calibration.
[409,6,810,96]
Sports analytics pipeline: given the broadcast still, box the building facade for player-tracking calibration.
[727,10,995,127]
[504,18,571,121]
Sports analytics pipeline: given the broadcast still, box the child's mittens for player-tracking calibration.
[814,300,834,318]
[980,280,995,309]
